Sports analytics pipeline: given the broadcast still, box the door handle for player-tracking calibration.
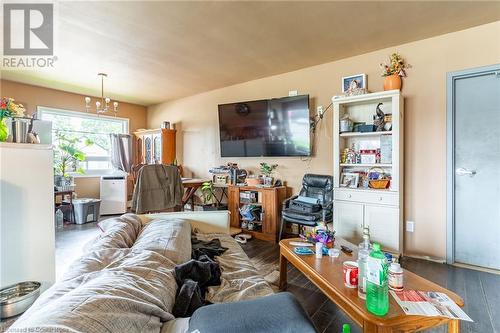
[456,168,476,177]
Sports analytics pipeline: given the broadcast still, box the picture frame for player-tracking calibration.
[342,74,367,93]
[340,172,359,188]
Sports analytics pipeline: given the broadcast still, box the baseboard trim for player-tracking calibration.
[405,255,500,275]
[452,262,500,275]
[404,254,446,264]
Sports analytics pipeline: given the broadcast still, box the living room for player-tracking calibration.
[1,1,499,333]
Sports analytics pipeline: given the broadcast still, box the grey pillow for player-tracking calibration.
[188,292,318,333]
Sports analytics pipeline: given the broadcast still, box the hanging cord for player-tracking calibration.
[301,102,333,162]
[310,102,332,134]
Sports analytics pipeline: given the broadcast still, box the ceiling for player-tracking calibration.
[2,1,500,106]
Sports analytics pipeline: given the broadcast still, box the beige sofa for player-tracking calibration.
[8,212,273,333]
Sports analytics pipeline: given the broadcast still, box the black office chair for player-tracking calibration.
[279,174,333,240]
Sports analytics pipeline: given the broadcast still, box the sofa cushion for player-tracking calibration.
[195,233,274,303]
[132,218,192,264]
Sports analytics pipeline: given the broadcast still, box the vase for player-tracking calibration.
[263,176,274,187]
[383,74,402,91]
[0,119,8,142]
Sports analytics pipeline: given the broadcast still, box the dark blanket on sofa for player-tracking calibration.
[172,237,228,317]
[191,236,228,260]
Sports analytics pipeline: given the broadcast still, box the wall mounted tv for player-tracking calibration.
[218,95,310,157]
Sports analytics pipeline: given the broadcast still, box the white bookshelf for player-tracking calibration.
[332,90,404,254]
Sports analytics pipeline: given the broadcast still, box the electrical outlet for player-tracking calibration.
[288,90,298,96]
[316,106,324,117]
[406,221,415,232]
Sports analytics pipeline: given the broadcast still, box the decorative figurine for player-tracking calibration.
[374,103,385,132]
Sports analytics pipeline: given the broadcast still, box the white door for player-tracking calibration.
[364,204,399,253]
[334,201,364,245]
[450,66,500,270]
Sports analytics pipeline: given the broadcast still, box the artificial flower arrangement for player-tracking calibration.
[0,97,26,141]
[300,224,336,249]
[380,53,411,77]
[0,97,26,119]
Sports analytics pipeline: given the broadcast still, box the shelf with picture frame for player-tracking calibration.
[332,89,403,255]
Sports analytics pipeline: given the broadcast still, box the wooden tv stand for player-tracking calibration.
[228,185,287,243]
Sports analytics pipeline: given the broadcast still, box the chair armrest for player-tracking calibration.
[323,201,333,211]
[282,195,298,210]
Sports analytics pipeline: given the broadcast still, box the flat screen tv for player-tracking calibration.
[218,95,310,157]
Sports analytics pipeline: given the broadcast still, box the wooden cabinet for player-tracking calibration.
[332,90,404,255]
[134,128,176,165]
[228,185,287,243]
[334,198,401,253]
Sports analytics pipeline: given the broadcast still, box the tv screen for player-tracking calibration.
[218,95,310,157]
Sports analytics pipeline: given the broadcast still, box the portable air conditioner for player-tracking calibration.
[100,176,127,215]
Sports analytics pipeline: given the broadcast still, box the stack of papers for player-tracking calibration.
[390,290,472,322]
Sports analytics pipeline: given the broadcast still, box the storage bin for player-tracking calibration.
[359,124,375,132]
[66,199,101,224]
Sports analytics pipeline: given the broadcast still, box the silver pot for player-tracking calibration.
[11,117,31,143]
[0,281,41,318]
[340,118,353,133]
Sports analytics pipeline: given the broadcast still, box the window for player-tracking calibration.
[38,107,129,173]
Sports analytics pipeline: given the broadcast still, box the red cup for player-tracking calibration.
[343,261,359,288]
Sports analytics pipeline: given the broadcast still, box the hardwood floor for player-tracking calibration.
[240,238,500,333]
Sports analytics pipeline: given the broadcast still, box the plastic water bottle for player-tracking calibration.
[357,226,372,299]
[366,243,389,316]
[342,324,350,333]
[55,209,64,230]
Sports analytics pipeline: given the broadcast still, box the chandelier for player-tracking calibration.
[85,73,118,115]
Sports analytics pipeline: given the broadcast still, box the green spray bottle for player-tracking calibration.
[365,243,389,316]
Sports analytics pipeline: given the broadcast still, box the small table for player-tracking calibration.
[279,238,464,333]
[181,178,211,210]
[54,190,75,223]
[212,183,229,205]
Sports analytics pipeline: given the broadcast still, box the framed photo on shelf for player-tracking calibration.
[342,73,367,93]
[340,172,359,188]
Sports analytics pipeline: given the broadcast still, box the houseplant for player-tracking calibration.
[260,162,278,186]
[200,181,227,211]
[0,97,26,142]
[53,133,93,188]
[380,53,411,91]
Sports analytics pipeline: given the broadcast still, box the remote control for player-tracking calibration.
[341,245,353,253]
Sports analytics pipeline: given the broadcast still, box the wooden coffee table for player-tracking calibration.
[279,238,464,333]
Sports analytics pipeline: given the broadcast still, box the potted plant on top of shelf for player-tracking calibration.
[380,53,411,91]
[260,162,278,187]
[200,181,227,211]
[53,132,93,190]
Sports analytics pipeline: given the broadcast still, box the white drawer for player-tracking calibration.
[334,189,399,206]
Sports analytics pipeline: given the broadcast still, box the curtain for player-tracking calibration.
[109,133,132,173]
